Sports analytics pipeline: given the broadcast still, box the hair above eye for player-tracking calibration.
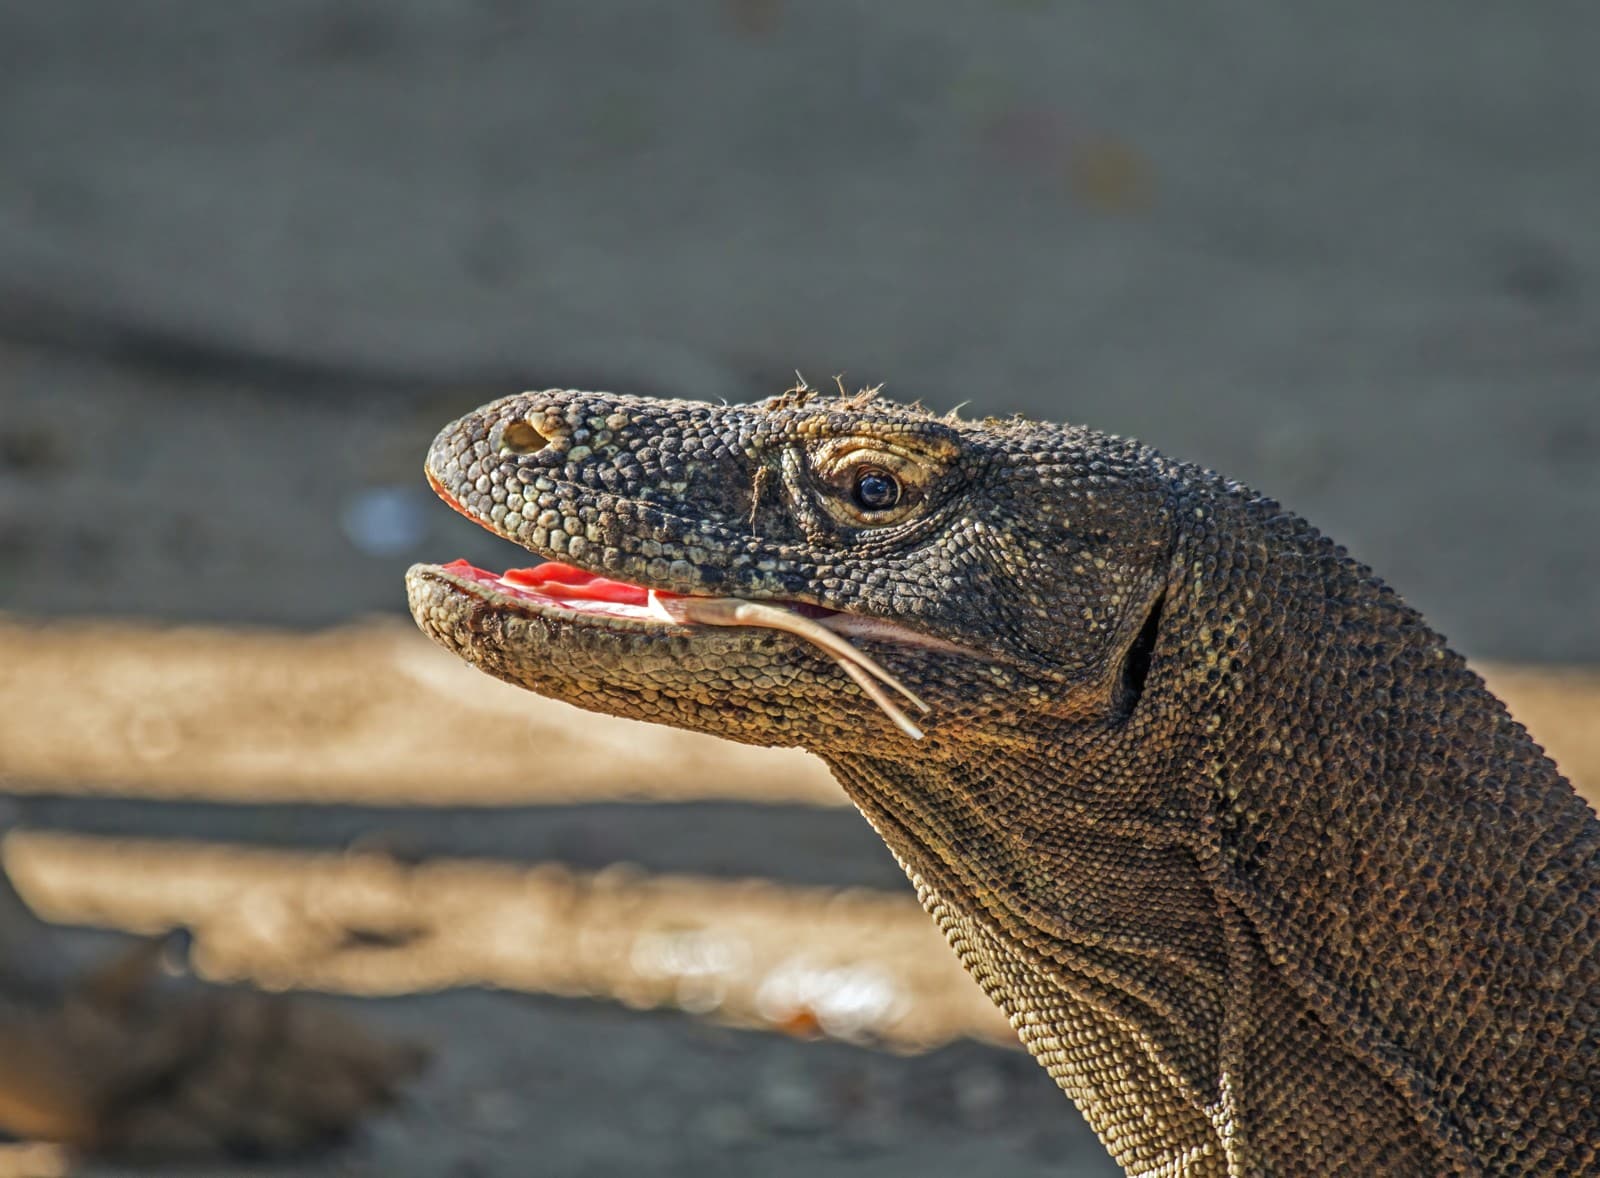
[852,467,901,511]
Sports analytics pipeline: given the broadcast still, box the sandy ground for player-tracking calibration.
[1,3,1597,1175]
[6,988,1100,1178]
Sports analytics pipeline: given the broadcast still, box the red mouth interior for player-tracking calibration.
[428,471,832,620]
[440,559,659,607]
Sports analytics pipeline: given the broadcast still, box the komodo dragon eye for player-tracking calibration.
[852,468,901,511]
[805,433,959,529]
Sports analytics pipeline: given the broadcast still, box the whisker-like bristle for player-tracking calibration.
[833,657,926,740]
[651,592,930,739]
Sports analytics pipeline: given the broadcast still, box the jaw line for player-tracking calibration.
[411,558,984,662]
[410,562,692,632]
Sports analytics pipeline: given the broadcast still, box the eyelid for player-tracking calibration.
[812,443,926,488]
[802,434,959,530]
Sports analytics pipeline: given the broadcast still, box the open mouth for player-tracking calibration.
[420,470,981,741]
[434,558,686,622]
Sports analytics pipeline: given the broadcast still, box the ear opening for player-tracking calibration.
[1116,590,1164,718]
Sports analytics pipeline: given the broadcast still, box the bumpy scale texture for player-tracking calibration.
[408,388,1600,1177]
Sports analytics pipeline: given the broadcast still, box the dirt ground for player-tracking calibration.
[2,4,1598,1176]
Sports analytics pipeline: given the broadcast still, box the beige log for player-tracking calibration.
[0,616,1594,807]
[0,616,838,806]
[5,832,1012,1053]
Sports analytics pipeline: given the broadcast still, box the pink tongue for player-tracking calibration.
[439,559,669,607]
[501,561,652,606]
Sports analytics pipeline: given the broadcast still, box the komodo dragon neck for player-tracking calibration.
[408,387,1599,1176]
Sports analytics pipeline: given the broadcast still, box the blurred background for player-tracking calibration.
[0,3,1597,1175]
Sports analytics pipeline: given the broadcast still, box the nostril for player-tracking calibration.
[497,420,550,455]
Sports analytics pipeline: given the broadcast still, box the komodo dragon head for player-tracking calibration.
[408,387,1599,1177]
[405,386,1174,752]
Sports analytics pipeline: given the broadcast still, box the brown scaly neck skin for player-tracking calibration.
[408,388,1600,1177]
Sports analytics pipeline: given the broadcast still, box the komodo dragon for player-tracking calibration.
[409,386,1599,1177]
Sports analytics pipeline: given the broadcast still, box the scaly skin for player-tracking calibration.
[408,387,1600,1177]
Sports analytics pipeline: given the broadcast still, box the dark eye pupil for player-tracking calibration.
[853,470,900,511]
